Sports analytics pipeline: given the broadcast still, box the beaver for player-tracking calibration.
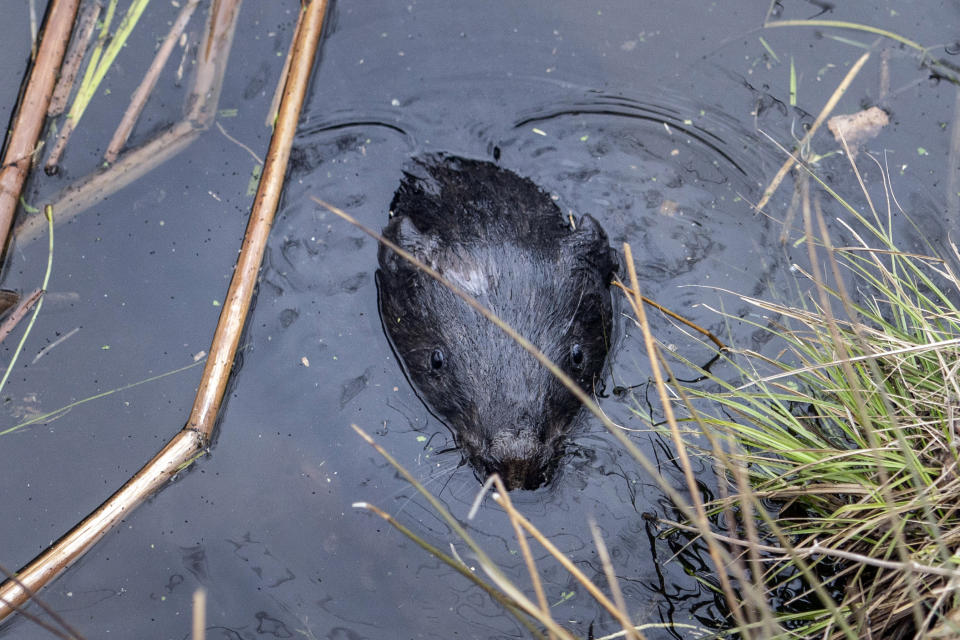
[377,154,617,490]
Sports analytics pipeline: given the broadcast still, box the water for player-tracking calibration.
[1,1,958,638]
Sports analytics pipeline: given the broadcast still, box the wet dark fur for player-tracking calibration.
[377,155,617,490]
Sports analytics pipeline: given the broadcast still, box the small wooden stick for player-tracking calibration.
[105,0,201,162]
[48,1,102,117]
[612,280,727,351]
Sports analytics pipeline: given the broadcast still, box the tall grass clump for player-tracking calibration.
[678,168,960,639]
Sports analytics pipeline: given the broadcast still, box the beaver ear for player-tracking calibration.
[380,216,439,273]
[573,214,606,243]
[571,214,619,279]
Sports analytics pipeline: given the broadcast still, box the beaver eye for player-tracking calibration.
[570,343,585,372]
[430,348,445,371]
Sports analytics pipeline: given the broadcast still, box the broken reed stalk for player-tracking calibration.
[105,0,201,162]
[15,0,240,247]
[0,0,80,257]
[0,0,330,621]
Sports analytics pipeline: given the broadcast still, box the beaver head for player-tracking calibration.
[377,155,617,490]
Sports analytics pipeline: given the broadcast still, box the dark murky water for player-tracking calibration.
[2,1,958,638]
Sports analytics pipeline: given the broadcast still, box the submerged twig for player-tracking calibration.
[0,288,43,344]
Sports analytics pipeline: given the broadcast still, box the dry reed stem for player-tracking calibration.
[48,1,101,117]
[0,0,330,621]
[105,0,201,162]
[0,0,80,256]
[187,0,326,435]
[0,429,203,620]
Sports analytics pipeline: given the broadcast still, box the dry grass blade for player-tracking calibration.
[487,475,556,639]
[492,491,644,630]
[0,563,85,639]
[754,52,869,212]
[349,426,549,639]
[589,519,641,640]
[621,243,756,635]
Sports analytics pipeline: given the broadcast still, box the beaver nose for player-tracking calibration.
[486,430,549,490]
